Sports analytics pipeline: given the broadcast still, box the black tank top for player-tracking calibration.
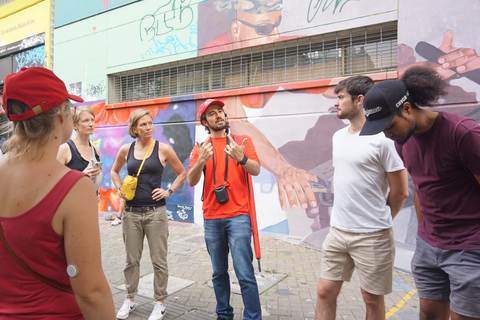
[126,140,165,207]
[66,139,100,172]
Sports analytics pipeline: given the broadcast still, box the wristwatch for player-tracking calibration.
[238,155,248,166]
[167,188,174,195]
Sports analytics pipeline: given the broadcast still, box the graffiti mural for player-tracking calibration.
[87,81,105,98]
[192,0,480,273]
[139,1,197,59]
[306,0,361,22]
[52,0,480,273]
[13,46,45,71]
[78,100,196,223]
[197,0,397,55]
[389,0,480,271]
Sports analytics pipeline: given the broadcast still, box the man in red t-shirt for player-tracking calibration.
[187,99,262,320]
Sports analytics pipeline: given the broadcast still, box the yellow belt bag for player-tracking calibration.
[121,140,155,201]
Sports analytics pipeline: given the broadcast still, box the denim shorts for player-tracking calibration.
[411,236,480,318]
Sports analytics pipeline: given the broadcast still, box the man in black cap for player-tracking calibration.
[360,65,480,320]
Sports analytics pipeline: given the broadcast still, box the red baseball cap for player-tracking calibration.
[197,99,225,119]
[3,67,84,122]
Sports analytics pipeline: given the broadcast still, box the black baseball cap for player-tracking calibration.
[360,80,410,136]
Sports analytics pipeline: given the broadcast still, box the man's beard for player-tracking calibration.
[209,120,228,132]
[395,126,416,145]
[394,115,416,145]
[337,105,358,120]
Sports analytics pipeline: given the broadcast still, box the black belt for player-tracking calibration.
[125,204,163,212]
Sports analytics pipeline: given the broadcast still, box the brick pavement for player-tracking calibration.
[99,217,420,320]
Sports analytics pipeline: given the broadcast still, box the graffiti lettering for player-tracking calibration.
[15,47,45,70]
[307,0,359,22]
[176,205,192,220]
[87,81,105,98]
[19,34,45,50]
[166,208,174,220]
[139,0,194,41]
[141,33,196,59]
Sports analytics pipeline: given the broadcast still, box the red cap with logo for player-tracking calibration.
[3,67,84,122]
[197,99,225,119]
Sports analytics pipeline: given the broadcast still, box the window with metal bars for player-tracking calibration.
[108,22,397,103]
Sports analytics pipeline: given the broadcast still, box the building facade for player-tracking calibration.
[1,0,478,271]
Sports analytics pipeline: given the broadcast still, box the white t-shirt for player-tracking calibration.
[330,126,404,233]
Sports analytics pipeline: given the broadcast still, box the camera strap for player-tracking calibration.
[211,136,229,188]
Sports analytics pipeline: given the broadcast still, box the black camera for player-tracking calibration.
[214,186,229,204]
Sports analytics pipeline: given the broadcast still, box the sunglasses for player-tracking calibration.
[237,15,282,36]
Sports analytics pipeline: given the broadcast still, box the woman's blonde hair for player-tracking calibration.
[4,99,72,160]
[127,109,152,138]
[73,106,95,124]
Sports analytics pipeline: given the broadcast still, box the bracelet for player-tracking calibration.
[238,155,248,166]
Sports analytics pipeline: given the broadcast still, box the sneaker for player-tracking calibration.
[148,301,166,320]
[116,299,138,319]
[111,217,122,226]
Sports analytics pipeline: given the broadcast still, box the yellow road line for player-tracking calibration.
[386,289,418,318]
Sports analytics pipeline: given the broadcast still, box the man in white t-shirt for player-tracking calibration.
[315,76,409,320]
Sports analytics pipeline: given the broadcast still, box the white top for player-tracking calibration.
[330,126,404,233]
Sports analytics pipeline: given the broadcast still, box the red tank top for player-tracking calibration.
[0,170,85,319]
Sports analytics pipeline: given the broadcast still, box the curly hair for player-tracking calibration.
[401,66,448,107]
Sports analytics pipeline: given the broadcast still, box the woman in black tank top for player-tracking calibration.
[110,109,186,319]
[57,106,101,176]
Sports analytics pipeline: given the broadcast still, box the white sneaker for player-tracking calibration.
[116,299,138,319]
[111,217,122,226]
[148,301,166,320]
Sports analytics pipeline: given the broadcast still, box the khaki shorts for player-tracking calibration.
[320,227,395,295]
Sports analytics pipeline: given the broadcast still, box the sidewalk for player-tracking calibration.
[99,217,419,320]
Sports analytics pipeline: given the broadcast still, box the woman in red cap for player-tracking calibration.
[0,67,115,319]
